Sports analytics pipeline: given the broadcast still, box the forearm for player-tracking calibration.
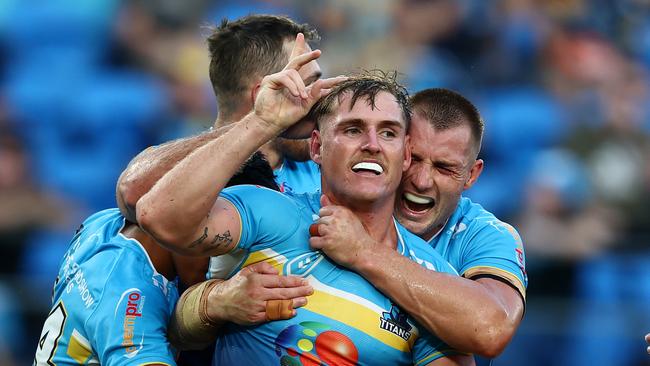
[356,245,519,357]
[168,279,224,351]
[136,113,276,252]
[117,127,226,223]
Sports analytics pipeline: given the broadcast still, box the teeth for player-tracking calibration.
[404,192,433,205]
[352,162,383,174]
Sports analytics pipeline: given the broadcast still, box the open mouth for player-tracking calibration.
[403,192,434,213]
[352,162,383,175]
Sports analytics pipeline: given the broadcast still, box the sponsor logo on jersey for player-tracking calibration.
[115,288,145,357]
[379,304,412,341]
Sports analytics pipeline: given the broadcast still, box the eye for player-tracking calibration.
[379,129,397,138]
[435,164,454,175]
[344,127,361,136]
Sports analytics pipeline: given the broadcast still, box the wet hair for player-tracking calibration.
[225,151,279,191]
[207,15,319,117]
[308,69,411,129]
[410,88,484,154]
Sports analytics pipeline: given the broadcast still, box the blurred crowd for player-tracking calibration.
[0,0,648,365]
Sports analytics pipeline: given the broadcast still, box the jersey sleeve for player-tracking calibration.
[412,327,467,365]
[86,251,177,366]
[220,185,302,251]
[460,221,528,301]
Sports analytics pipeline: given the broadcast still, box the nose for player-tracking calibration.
[361,131,381,154]
[410,164,434,191]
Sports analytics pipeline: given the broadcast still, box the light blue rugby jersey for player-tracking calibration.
[34,209,178,366]
[428,196,528,300]
[209,185,463,366]
[274,158,321,194]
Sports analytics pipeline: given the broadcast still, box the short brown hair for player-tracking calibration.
[410,88,484,154]
[309,70,411,129]
[207,15,319,116]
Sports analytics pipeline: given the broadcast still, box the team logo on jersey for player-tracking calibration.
[116,288,145,358]
[285,252,324,277]
[379,304,412,340]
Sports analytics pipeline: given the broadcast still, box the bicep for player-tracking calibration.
[475,277,525,321]
[189,197,242,257]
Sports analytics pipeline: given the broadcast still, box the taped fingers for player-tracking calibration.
[266,299,294,321]
[309,223,321,237]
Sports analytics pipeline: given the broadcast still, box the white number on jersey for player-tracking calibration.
[34,301,67,365]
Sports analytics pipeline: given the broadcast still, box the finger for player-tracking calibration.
[265,299,295,321]
[292,296,308,308]
[309,223,321,237]
[309,76,347,99]
[284,49,321,72]
[286,69,309,99]
[318,206,333,217]
[267,72,301,97]
[246,261,279,275]
[260,274,310,288]
[318,88,333,98]
[288,33,307,60]
[264,285,314,300]
[309,236,324,250]
[321,194,333,207]
[317,215,333,226]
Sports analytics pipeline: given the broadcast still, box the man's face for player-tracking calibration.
[395,113,482,240]
[311,91,411,206]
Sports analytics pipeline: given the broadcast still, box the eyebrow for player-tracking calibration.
[435,159,464,170]
[337,118,405,129]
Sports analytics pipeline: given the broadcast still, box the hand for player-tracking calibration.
[309,195,375,269]
[254,33,345,133]
[206,261,313,325]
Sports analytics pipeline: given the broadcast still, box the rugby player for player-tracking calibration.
[310,88,527,358]
[32,152,300,366]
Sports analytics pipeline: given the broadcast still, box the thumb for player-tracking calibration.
[320,194,333,207]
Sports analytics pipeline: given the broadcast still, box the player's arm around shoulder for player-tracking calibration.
[457,219,527,357]
[138,193,242,257]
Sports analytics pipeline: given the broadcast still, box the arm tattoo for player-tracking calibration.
[201,230,233,255]
[188,227,209,248]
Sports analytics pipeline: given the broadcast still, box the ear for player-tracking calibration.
[251,82,262,103]
[310,129,323,164]
[402,134,412,173]
[463,158,484,190]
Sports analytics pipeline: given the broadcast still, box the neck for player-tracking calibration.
[324,192,398,249]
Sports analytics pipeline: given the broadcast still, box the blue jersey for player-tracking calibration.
[274,158,321,194]
[208,186,462,366]
[34,209,178,366]
[429,197,528,300]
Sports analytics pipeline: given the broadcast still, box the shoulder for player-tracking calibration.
[454,197,522,245]
[222,184,288,203]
